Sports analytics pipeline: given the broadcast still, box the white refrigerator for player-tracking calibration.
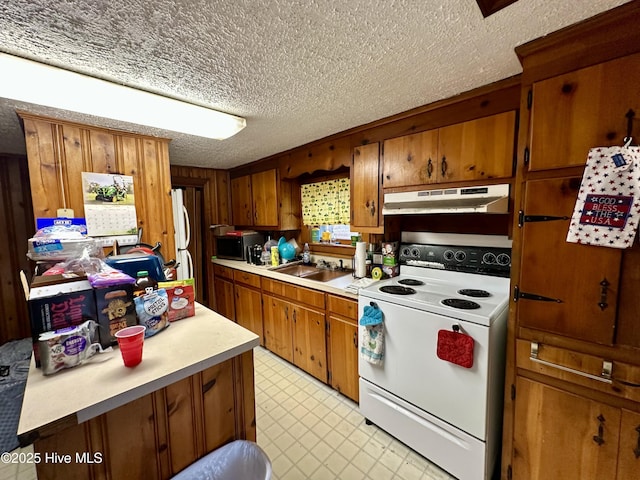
[171,188,194,281]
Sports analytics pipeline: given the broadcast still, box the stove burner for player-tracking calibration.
[458,289,491,298]
[442,298,481,310]
[380,286,417,295]
[398,279,425,286]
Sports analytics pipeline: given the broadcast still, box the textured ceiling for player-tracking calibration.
[0,0,631,169]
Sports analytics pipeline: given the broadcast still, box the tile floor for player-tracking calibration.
[1,346,456,480]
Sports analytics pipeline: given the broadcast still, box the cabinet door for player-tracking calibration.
[292,304,327,382]
[518,177,621,344]
[352,142,381,228]
[438,111,516,182]
[529,52,640,171]
[328,314,359,402]
[251,169,279,226]
[235,284,263,344]
[512,377,620,480]
[213,277,235,321]
[262,294,293,363]
[617,410,640,479]
[231,175,253,225]
[382,130,438,188]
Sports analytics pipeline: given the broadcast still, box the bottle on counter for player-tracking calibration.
[134,270,158,297]
[302,243,311,264]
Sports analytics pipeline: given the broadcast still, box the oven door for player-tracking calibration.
[358,297,495,440]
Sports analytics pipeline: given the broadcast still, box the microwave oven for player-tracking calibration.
[215,232,265,261]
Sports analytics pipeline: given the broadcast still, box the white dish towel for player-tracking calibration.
[359,304,384,366]
[567,145,640,248]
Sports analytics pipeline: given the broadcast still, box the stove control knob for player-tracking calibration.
[443,249,455,261]
[454,250,466,262]
[482,252,497,265]
[401,247,411,258]
[497,253,511,266]
[410,247,421,258]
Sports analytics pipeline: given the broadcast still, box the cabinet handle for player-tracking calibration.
[285,305,289,319]
[353,332,358,349]
[529,342,613,384]
[441,156,447,177]
[427,158,433,178]
[599,278,610,311]
[634,425,640,458]
[592,414,606,446]
[293,309,297,323]
[370,200,376,217]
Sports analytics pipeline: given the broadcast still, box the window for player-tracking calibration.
[301,178,350,225]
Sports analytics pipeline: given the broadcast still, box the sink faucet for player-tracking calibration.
[339,259,344,270]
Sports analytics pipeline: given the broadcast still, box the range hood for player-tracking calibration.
[382,184,510,215]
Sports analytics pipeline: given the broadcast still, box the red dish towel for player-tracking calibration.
[437,329,475,368]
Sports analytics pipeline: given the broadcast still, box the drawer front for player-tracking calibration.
[327,294,357,322]
[516,339,640,403]
[213,264,234,281]
[261,277,325,309]
[233,270,261,289]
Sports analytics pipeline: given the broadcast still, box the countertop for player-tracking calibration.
[212,258,359,300]
[17,303,259,440]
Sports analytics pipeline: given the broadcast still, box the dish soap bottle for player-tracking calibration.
[303,243,311,265]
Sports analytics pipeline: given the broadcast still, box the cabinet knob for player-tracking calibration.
[427,158,433,178]
[441,156,448,177]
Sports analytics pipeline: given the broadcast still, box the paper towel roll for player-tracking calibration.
[355,242,367,278]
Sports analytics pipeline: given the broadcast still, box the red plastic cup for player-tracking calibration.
[114,325,146,367]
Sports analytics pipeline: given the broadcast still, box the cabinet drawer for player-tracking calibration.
[213,264,234,281]
[233,270,261,289]
[261,278,325,309]
[516,339,640,403]
[327,295,357,322]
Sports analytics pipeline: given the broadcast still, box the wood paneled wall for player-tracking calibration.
[0,154,34,343]
[170,165,231,309]
[20,113,176,261]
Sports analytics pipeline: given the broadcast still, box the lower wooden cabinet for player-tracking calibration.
[292,303,327,383]
[213,277,235,321]
[327,295,359,402]
[32,353,255,480]
[512,377,640,480]
[235,283,264,345]
[262,294,293,363]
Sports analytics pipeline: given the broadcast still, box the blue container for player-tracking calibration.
[105,253,166,282]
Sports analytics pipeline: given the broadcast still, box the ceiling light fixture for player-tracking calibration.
[0,53,246,140]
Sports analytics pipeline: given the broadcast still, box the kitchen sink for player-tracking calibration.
[271,262,353,282]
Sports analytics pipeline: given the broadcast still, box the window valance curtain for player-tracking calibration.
[301,178,350,226]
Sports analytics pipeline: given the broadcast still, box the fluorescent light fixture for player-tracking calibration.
[0,53,246,140]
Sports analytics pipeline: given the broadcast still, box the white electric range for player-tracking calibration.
[358,233,511,480]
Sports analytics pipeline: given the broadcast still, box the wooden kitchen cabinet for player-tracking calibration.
[502,6,640,480]
[437,111,516,183]
[213,264,235,321]
[262,294,294,363]
[383,129,438,188]
[230,169,300,230]
[512,377,621,480]
[382,111,516,189]
[234,271,263,344]
[351,142,382,231]
[327,295,359,402]
[292,303,327,383]
[529,52,640,172]
[231,175,253,225]
[517,177,621,345]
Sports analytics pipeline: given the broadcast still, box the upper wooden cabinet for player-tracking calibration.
[383,129,438,188]
[351,142,382,230]
[382,111,516,188]
[517,177,621,345]
[230,169,300,230]
[529,52,640,172]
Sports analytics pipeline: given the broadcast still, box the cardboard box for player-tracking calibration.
[94,283,137,347]
[382,241,399,266]
[26,277,97,367]
[210,224,234,236]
